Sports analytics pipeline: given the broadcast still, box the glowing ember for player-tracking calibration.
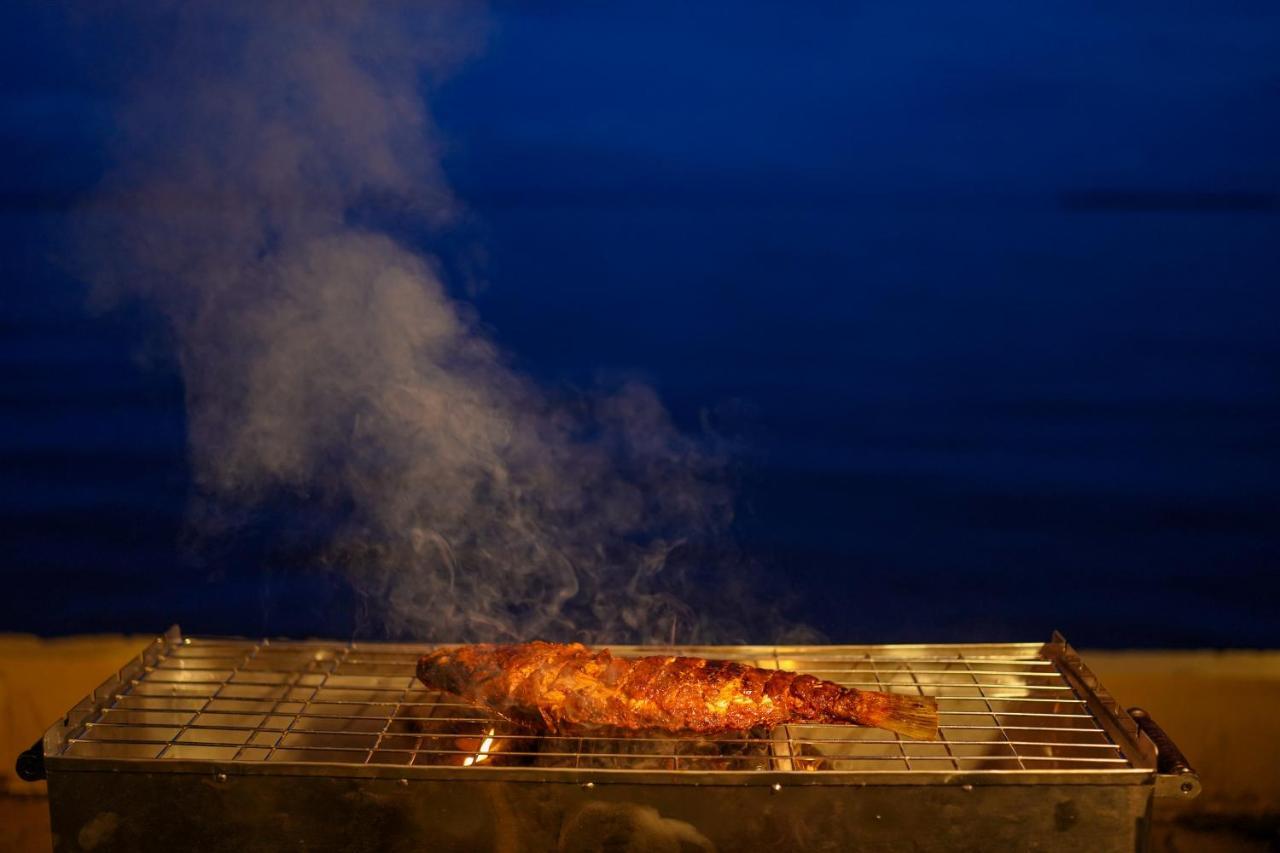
[463,729,496,766]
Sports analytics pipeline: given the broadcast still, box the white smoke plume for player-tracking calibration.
[74,1,804,643]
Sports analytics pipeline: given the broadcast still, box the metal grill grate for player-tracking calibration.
[55,634,1139,774]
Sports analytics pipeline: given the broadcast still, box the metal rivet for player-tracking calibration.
[582,782,594,789]
[771,783,782,792]
[1180,782,1194,795]
[215,772,228,783]
[962,784,974,792]
[398,779,409,787]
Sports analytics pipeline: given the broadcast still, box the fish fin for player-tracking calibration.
[876,693,939,740]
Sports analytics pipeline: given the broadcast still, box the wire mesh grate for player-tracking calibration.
[58,637,1136,773]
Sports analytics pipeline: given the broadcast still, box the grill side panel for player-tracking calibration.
[47,769,1154,853]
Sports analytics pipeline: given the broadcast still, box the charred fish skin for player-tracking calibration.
[417,641,938,740]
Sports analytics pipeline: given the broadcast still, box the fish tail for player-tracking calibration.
[870,692,939,740]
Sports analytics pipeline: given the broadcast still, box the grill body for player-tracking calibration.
[49,769,1155,852]
[40,628,1195,852]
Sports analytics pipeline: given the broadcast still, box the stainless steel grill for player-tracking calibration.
[55,630,1139,774]
[33,627,1200,852]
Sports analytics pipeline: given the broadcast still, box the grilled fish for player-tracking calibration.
[418,641,937,740]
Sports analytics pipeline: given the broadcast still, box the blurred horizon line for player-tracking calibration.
[2,185,1277,213]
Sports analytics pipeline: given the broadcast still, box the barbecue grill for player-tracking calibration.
[19,627,1197,851]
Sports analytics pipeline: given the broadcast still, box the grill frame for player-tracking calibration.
[37,627,1199,853]
[45,626,1160,788]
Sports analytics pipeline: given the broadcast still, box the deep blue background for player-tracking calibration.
[2,3,1278,645]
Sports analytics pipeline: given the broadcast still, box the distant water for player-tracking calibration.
[2,193,1277,647]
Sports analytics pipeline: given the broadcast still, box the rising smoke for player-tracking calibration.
[75,2,805,644]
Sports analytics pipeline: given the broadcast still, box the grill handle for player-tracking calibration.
[15,738,46,782]
[1128,707,1200,799]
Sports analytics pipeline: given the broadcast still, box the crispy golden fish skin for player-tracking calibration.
[418,641,938,740]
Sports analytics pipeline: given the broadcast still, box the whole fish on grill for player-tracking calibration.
[418,641,938,740]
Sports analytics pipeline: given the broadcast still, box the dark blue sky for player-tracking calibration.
[440,3,1280,190]
[2,2,1278,645]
